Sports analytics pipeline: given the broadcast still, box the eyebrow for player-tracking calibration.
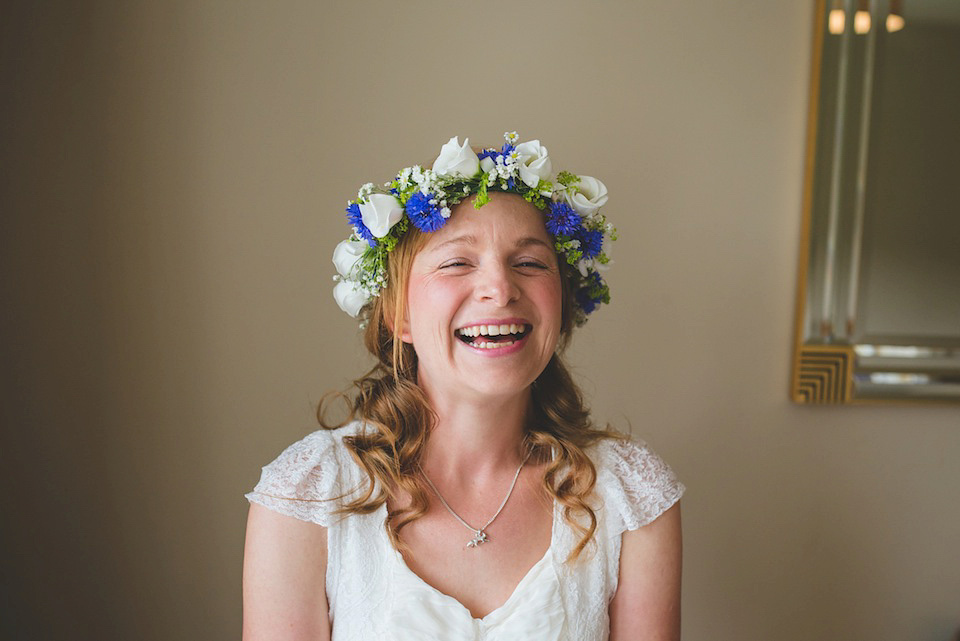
[428,235,553,253]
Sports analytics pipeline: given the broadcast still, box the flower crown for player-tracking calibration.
[332,132,616,326]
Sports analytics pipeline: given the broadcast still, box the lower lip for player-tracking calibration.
[458,332,530,357]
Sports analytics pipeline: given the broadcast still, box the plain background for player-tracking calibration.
[2,2,958,640]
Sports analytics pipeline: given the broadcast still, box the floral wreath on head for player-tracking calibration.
[332,132,617,327]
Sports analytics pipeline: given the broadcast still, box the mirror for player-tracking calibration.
[792,0,960,403]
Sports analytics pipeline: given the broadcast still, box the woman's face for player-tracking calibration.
[401,192,563,404]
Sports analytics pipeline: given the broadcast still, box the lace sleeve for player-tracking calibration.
[596,437,685,534]
[245,428,347,527]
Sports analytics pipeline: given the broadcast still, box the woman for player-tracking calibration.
[243,132,684,640]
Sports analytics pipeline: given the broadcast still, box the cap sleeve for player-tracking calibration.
[245,427,351,527]
[595,437,685,535]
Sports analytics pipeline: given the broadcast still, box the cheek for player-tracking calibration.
[408,278,449,314]
[526,276,563,347]
[541,277,563,317]
[401,279,431,344]
[546,280,565,343]
[404,277,460,341]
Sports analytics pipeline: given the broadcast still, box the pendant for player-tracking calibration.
[467,530,489,548]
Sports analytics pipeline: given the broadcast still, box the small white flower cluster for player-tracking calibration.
[475,136,553,195]
[395,166,429,193]
[395,166,452,218]
[331,131,616,325]
[356,182,376,200]
[485,150,520,186]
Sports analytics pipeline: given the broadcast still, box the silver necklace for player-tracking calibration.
[419,453,530,549]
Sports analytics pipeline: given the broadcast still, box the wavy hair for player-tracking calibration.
[318,202,622,561]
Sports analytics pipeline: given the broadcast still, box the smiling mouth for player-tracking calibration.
[455,323,531,349]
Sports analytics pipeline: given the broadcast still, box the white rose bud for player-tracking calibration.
[359,193,404,238]
[432,136,481,178]
[332,238,367,279]
[333,279,370,318]
[479,156,496,174]
[513,140,552,189]
[564,175,608,217]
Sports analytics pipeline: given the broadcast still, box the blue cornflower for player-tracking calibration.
[506,177,516,190]
[478,149,498,161]
[577,228,604,258]
[346,203,376,247]
[575,272,606,315]
[405,191,447,232]
[545,202,582,237]
[575,286,598,315]
[500,142,515,155]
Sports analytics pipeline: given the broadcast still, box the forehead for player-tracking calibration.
[420,192,552,252]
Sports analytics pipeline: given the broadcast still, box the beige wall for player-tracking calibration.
[2,2,958,640]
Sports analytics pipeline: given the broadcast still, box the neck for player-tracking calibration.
[419,386,532,481]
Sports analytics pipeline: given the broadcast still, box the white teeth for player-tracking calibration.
[475,340,516,349]
[456,324,530,339]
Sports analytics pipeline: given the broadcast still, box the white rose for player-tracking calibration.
[513,140,552,189]
[432,136,480,178]
[332,238,367,279]
[479,156,496,174]
[576,259,593,278]
[359,193,404,238]
[563,175,608,217]
[333,279,370,318]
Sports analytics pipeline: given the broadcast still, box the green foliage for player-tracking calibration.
[523,189,547,210]
[474,176,490,208]
[554,237,583,265]
[556,171,579,187]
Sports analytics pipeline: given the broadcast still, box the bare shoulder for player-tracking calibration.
[608,501,682,641]
[243,503,331,641]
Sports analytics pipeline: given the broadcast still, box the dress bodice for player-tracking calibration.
[246,421,684,640]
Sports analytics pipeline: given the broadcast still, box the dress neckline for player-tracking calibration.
[379,498,558,621]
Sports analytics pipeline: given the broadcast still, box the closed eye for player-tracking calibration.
[439,259,472,269]
[515,254,557,270]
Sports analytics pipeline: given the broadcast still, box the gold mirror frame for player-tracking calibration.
[792,0,960,404]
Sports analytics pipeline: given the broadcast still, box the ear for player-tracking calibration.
[384,299,413,344]
[397,309,413,344]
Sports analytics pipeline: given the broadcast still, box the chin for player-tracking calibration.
[458,369,542,400]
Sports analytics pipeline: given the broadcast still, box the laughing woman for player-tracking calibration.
[243,133,685,641]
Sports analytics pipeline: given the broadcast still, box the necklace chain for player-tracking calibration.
[419,453,530,549]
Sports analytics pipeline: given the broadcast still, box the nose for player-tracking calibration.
[474,261,521,306]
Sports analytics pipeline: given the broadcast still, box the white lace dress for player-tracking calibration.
[246,421,684,641]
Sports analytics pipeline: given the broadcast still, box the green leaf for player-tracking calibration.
[474,176,490,208]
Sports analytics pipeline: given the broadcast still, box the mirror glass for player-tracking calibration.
[793,0,960,403]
